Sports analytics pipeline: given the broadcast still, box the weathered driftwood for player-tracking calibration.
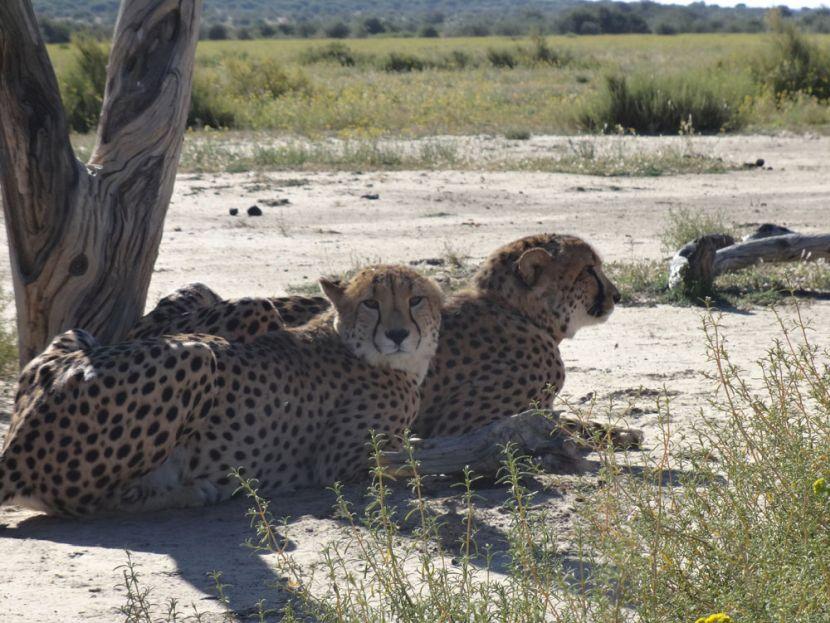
[714,233,830,274]
[380,410,644,478]
[668,224,830,297]
[0,0,203,364]
[668,234,735,297]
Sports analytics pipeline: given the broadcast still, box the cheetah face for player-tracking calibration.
[560,261,619,337]
[319,265,444,383]
[514,241,619,338]
[474,233,619,341]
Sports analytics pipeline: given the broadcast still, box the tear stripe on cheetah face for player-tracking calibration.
[472,233,619,342]
[320,264,444,384]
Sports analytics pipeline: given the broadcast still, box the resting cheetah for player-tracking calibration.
[128,233,619,438]
[0,266,443,516]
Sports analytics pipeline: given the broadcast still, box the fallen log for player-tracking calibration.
[714,233,830,274]
[668,224,830,297]
[380,409,643,478]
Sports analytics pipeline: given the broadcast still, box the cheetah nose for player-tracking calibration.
[385,328,409,346]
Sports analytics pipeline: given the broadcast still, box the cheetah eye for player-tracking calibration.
[362,299,379,310]
[409,296,424,307]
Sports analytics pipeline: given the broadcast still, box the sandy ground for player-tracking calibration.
[1,134,829,621]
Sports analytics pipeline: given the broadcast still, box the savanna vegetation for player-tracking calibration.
[31,0,830,42]
[117,307,830,623]
[48,17,830,153]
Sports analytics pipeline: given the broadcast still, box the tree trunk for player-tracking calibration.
[0,0,202,365]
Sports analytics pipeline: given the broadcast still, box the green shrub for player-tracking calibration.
[505,129,532,140]
[225,56,309,99]
[188,71,237,129]
[298,42,358,67]
[580,73,747,135]
[440,49,478,70]
[60,37,109,133]
[0,291,18,380]
[486,47,518,68]
[580,310,830,621]
[188,54,309,129]
[527,35,574,66]
[756,11,830,100]
[660,206,735,251]
[380,52,428,72]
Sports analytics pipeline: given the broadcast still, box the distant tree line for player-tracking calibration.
[34,1,830,43]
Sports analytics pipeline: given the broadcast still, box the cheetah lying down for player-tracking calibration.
[129,233,620,439]
[0,265,443,516]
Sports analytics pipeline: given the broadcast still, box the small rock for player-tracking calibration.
[228,208,239,216]
[247,205,262,216]
[755,158,765,167]
[360,193,380,200]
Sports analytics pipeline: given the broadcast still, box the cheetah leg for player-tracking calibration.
[104,448,224,514]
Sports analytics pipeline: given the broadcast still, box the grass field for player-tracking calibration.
[47,33,830,139]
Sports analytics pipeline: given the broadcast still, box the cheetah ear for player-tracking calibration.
[319,277,345,307]
[515,247,553,288]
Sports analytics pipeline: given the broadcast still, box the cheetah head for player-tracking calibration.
[319,265,444,383]
[474,233,619,341]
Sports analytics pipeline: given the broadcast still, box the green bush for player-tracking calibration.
[527,35,574,66]
[580,311,830,621]
[60,37,109,133]
[486,47,517,68]
[660,206,735,251]
[580,73,747,135]
[188,71,237,129]
[757,11,830,100]
[381,52,428,72]
[188,54,309,129]
[298,42,358,67]
[0,292,18,380]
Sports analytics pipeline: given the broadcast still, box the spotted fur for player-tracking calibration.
[0,266,443,516]
[126,233,618,439]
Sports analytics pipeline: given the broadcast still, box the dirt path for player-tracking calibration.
[1,134,829,621]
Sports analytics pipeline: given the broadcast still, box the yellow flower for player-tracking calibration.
[813,477,828,496]
[695,614,733,623]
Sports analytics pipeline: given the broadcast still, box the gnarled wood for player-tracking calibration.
[380,410,643,478]
[714,233,830,274]
[668,225,830,297]
[0,0,202,365]
[668,234,734,297]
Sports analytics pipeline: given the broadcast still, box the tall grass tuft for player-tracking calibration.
[381,52,427,73]
[756,11,830,101]
[60,37,109,133]
[0,291,18,379]
[580,73,748,135]
[116,309,830,621]
[188,54,310,129]
[298,42,359,67]
[578,308,830,621]
[486,47,518,69]
[660,206,734,251]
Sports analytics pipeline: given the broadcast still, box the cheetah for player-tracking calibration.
[0,265,443,516]
[127,233,619,438]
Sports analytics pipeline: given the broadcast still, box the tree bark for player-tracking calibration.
[667,234,734,298]
[380,410,643,478]
[0,0,202,365]
[668,226,830,297]
[714,233,830,274]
